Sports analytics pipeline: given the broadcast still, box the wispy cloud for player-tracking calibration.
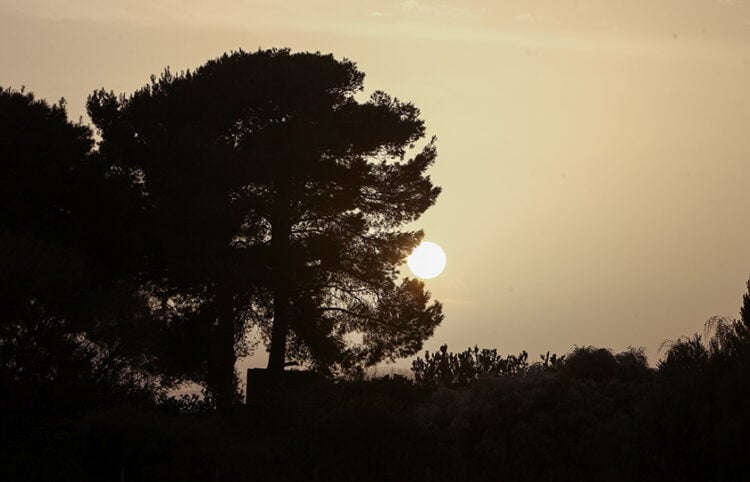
[6,0,747,60]
[399,0,485,20]
[2,1,332,30]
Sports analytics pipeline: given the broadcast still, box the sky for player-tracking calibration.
[3,0,750,372]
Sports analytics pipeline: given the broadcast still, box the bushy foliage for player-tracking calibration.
[4,315,750,482]
[0,87,169,416]
[563,345,650,382]
[411,344,531,387]
[1,377,456,482]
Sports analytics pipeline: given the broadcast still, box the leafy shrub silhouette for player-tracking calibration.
[562,345,649,382]
[412,344,530,387]
[537,350,566,371]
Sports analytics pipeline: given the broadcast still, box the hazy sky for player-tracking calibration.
[4,0,750,370]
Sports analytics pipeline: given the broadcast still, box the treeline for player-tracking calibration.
[3,294,750,481]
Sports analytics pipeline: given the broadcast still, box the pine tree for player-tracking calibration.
[88,49,444,407]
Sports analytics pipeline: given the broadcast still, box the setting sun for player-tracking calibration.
[407,241,446,280]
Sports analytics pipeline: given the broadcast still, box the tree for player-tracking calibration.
[740,277,750,332]
[88,49,444,408]
[0,87,167,412]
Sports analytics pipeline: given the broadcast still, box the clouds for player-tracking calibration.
[399,0,485,19]
[7,0,748,50]
[1,1,337,30]
[3,0,171,25]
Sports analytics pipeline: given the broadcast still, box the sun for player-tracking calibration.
[407,241,447,279]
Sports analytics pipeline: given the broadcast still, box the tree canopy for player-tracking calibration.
[88,49,444,407]
[0,87,168,412]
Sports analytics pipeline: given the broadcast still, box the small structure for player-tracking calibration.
[245,368,325,404]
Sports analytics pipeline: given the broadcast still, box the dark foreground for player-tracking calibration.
[3,335,750,482]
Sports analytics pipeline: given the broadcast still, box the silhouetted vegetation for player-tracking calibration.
[411,344,534,387]
[3,51,750,480]
[4,301,750,480]
[0,87,171,418]
[86,49,442,409]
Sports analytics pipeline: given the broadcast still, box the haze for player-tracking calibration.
[3,0,750,367]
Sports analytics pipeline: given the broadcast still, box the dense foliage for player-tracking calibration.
[87,49,443,408]
[3,302,750,480]
[411,344,534,387]
[0,87,169,418]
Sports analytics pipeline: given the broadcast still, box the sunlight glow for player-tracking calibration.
[407,241,446,279]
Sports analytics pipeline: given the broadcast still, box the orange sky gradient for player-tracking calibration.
[3,0,750,372]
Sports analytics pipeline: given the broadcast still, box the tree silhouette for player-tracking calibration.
[740,278,750,332]
[0,87,166,412]
[88,49,443,407]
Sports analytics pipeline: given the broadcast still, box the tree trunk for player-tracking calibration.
[207,286,238,412]
[267,208,291,378]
